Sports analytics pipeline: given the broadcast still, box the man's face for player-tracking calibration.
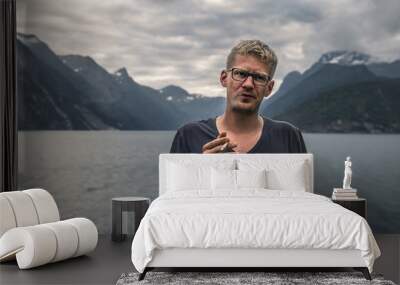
[220,54,274,114]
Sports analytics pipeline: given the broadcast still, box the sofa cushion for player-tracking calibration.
[23,189,60,224]
[0,196,17,237]
[0,191,39,227]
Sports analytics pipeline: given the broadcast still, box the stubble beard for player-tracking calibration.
[231,100,260,115]
[227,87,262,115]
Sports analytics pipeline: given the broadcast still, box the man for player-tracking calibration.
[170,39,306,154]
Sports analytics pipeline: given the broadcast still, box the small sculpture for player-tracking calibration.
[342,156,352,189]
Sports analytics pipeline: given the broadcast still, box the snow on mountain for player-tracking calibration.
[16,33,41,45]
[318,50,380,66]
[113,67,131,84]
[114,67,129,78]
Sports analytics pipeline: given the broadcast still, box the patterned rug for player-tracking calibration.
[116,271,396,285]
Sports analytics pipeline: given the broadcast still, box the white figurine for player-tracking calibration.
[342,156,352,189]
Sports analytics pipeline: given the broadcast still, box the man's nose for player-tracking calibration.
[241,76,255,89]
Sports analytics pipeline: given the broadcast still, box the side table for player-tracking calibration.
[112,197,150,242]
[332,198,367,219]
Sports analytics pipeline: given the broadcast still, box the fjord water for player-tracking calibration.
[18,131,400,234]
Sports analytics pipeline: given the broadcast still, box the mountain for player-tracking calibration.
[60,55,186,130]
[262,71,301,108]
[17,34,112,130]
[20,35,398,133]
[262,51,378,114]
[262,63,377,118]
[274,77,400,133]
[159,85,226,123]
[261,50,400,133]
[367,60,400,78]
[60,55,122,103]
[318,50,377,65]
[17,33,225,130]
[318,50,400,78]
[160,85,191,100]
[274,71,302,95]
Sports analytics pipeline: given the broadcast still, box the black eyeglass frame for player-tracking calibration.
[227,68,272,86]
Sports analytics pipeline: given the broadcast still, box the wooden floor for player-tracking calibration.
[0,234,399,285]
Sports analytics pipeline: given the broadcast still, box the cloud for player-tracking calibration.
[16,0,400,97]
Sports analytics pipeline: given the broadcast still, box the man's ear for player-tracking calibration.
[220,70,228,87]
[264,80,275,98]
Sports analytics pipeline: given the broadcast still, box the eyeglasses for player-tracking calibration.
[227,68,271,86]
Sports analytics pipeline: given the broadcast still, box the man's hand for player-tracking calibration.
[202,132,238,153]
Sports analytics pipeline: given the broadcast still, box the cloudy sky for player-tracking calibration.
[17,0,400,97]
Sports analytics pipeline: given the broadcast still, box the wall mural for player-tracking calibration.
[16,0,400,234]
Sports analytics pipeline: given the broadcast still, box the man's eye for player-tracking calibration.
[254,74,267,82]
[237,70,248,78]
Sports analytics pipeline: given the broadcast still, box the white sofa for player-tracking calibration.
[0,188,98,269]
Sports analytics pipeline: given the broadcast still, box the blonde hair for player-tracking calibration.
[226,40,278,78]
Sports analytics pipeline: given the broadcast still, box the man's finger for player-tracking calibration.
[208,143,228,153]
[202,137,229,151]
[217,132,227,138]
[220,142,229,152]
[221,142,238,153]
[228,142,238,149]
[212,142,238,153]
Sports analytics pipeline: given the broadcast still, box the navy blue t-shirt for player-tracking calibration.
[170,116,307,153]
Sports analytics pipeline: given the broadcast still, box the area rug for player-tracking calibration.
[116,271,396,285]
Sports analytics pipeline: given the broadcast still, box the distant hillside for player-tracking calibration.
[17,33,225,130]
[262,63,377,118]
[17,34,112,130]
[367,60,400,78]
[17,38,400,133]
[262,50,400,133]
[160,85,225,123]
[274,78,400,133]
[60,55,185,130]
